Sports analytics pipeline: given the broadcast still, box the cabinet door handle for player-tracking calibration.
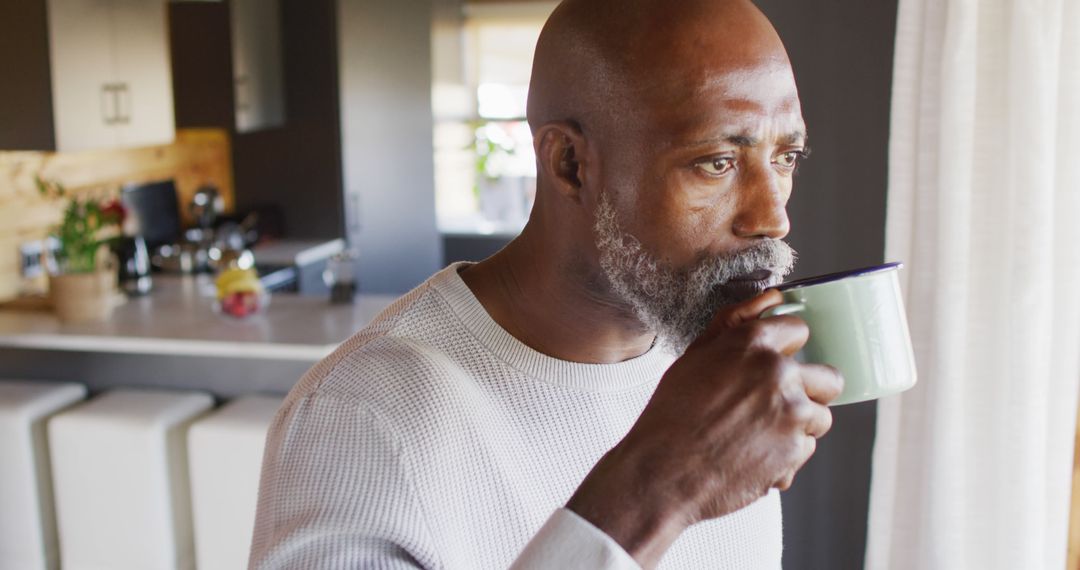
[111,85,121,125]
[118,83,131,124]
[101,83,124,125]
[101,84,115,125]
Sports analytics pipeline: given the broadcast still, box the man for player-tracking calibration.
[249,0,842,568]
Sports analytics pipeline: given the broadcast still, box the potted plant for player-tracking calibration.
[36,177,126,322]
[473,121,536,227]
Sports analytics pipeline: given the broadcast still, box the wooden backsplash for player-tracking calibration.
[0,128,234,301]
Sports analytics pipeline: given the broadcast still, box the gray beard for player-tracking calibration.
[593,193,797,355]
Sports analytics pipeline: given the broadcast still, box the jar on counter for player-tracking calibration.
[322,250,359,304]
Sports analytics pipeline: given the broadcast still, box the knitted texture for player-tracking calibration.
[249,263,782,569]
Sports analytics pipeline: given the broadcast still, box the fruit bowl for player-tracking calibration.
[213,289,270,319]
[213,267,269,319]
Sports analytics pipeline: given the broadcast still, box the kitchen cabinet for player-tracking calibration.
[0,0,177,151]
[108,0,175,148]
[231,0,285,132]
[42,0,174,151]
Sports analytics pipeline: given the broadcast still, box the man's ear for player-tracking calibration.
[534,121,589,204]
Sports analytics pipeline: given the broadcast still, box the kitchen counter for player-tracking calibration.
[0,276,398,397]
[0,275,396,361]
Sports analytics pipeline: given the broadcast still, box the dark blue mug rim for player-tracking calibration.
[777,262,903,292]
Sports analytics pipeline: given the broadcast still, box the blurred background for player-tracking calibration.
[0,1,949,569]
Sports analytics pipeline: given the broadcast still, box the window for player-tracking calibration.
[432,1,558,236]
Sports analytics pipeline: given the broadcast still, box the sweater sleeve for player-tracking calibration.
[248,392,441,569]
[509,509,642,570]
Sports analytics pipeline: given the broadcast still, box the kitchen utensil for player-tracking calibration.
[120,180,181,250]
[111,236,152,295]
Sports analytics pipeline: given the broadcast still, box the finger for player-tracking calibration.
[705,289,784,334]
[743,315,809,357]
[803,403,833,439]
[776,435,818,490]
[801,363,844,405]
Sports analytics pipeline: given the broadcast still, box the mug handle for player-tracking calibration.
[759,302,806,319]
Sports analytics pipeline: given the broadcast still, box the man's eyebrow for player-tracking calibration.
[780,131,808,146]
[682,130,808,148]
[726,134,759,147]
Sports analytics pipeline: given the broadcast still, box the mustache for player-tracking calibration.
[691,238,798,286]
[592,192,800,354]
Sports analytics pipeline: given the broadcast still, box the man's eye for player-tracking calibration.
[696,157,735,176]
[775,150,807,170]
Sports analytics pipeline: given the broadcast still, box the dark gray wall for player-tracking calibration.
[443,234,514,266]
[170,0,345,241]
[338,0,442,294]
[0,0,55,150]
[751,1,899,569]
[170,2,235,128]
[233,0,346,241]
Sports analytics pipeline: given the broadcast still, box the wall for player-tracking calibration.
[169,2,235,129]
[233,0,346,241]
[751,1,899,569]
[169,0,345,241]
[0,129,235,301]
[338,0,442,293]
[0,0,55,150]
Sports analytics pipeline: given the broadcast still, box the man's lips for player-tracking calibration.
[720,269,777,301]
[728,269,775,283]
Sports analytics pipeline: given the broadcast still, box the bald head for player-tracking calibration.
[527,0,792,140]
[478,0,807,358]
[517,0,805,326]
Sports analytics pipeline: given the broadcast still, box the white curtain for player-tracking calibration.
[867,0,1080,568]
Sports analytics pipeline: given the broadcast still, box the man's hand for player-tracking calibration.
[566,290,844,569]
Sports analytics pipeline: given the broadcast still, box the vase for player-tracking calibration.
[49,270,118,323]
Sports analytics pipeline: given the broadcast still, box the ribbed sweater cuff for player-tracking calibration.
[509,509,642,570]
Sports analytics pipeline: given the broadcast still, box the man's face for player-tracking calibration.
[591,60,806,353]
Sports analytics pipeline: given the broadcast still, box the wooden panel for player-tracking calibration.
[0,128,234,301]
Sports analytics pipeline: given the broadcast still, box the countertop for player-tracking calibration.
[0,275,397,362]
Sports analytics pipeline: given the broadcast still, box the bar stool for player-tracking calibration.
[48,388,214,570]
[188,395,282,570]
[0,380,87,570]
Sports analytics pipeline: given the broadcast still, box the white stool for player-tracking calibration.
[188,395,282,570]
[0,380,87,570]
[49,388,214,570]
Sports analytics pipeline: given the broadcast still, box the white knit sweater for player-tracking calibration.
[249,263,782,569]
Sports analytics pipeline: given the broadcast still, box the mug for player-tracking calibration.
[760,262,917,406]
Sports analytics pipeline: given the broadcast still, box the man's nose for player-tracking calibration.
[731,168,791,240]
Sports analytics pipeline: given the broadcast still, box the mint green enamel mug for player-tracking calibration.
[760,262,917,406]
